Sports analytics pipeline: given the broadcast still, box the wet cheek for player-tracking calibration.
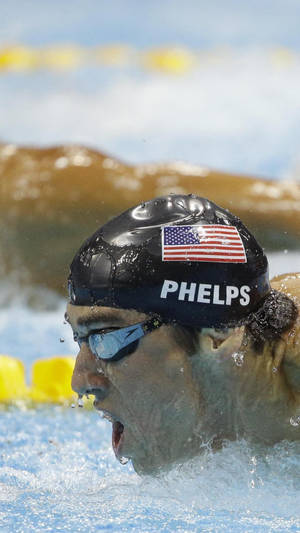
[163,351,189,381]
[106,349,151,379]
[106,364,162,412]
[111,356,183,399]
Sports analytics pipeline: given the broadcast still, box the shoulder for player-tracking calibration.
[270,273,300,389]
[270,272,300,342]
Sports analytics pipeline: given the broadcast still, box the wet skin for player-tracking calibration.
[68,305,206,474]
[68,273,300,474]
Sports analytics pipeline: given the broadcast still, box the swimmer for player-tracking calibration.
[66,194,300,474]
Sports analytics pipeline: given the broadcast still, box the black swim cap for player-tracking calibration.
[68,195,270,328]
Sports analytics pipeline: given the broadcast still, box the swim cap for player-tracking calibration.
[68,195,270,328]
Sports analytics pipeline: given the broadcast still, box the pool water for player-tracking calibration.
[1,404,300,532]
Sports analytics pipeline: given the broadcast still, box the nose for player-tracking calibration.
[71,343,110,399]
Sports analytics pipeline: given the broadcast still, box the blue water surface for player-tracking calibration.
[1,407,300,533]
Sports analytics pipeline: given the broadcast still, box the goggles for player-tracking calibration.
[77,316,163,362]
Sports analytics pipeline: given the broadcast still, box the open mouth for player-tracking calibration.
[112,421,124,458]
[93,401,126,463]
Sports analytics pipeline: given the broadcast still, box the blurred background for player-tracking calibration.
[1,0,300,177]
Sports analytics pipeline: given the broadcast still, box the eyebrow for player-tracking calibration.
[77,312,127,328]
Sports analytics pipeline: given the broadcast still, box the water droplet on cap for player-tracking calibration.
[290,415,300,427]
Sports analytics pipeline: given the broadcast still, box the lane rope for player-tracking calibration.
[0,44,297,74]
[0,354,79,405]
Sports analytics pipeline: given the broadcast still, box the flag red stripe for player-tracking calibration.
[164,245,243,250]
[201,225,237,229]
[165,241,241,247]
[198,235,240,239]
[196,230,240,236]
[163,253,245,260]
[164,237,241,243]
[164,257,246,262]
[164,250,245,256]
[165,241,242,244]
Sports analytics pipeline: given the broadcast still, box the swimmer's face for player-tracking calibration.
[67,303,204,474]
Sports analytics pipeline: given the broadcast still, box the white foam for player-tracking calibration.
[0,408,299,531]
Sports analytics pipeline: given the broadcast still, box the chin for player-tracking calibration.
[110,416,200,475]
[131,457,165,476]
[130,445,196,476]
[132,455,194,476]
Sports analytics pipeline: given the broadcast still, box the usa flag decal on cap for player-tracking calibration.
[162,225,247,263]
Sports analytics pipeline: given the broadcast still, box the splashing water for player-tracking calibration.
[77,395,84,408]
[0,407,300,532]
[119,456,130,466]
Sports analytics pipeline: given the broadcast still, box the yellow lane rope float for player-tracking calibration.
[0,44,297,74]
[0,354,81,405]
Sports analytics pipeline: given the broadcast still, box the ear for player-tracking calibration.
[198,327,244,360]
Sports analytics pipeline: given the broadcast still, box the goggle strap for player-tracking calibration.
[142,316,163,334]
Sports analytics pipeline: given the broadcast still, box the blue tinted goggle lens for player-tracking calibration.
[79,317,162,362]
